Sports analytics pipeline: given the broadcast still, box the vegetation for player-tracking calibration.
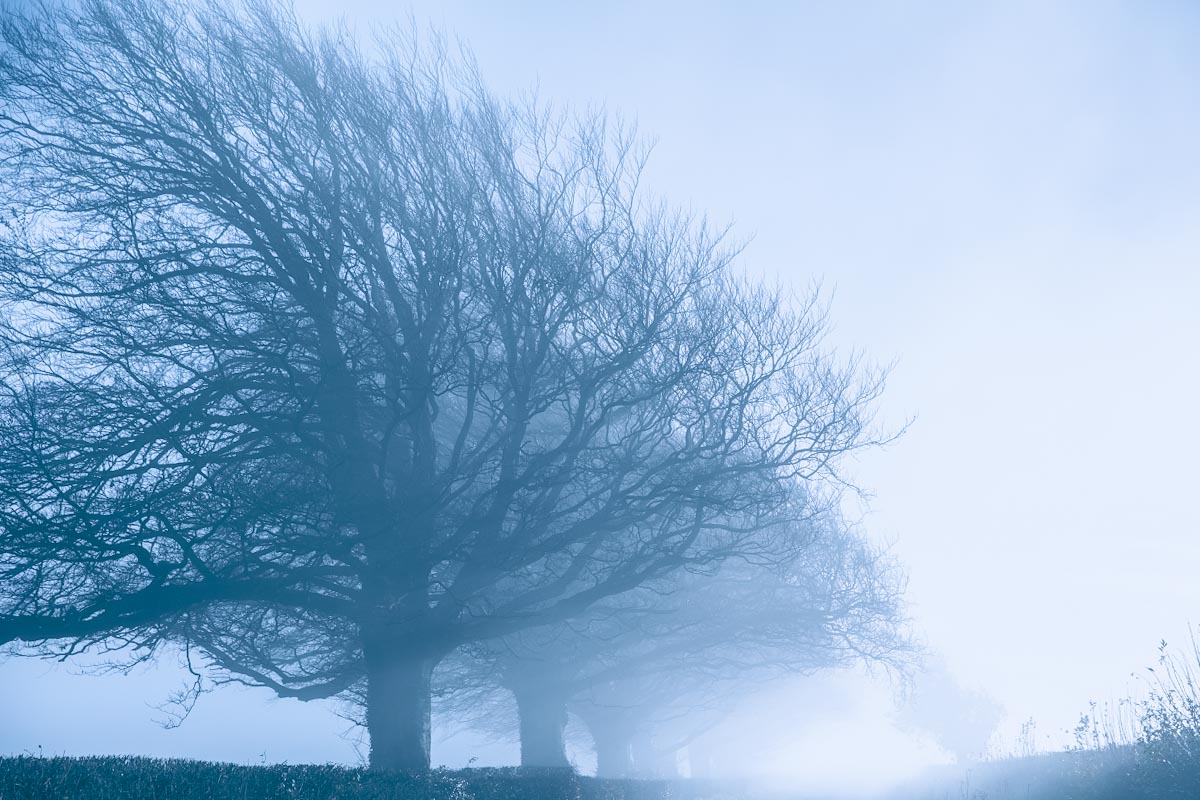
[888,634,1200,799]
[1,2,1183,797]
[0,756,748,800]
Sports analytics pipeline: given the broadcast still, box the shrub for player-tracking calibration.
[1131,636,1200,797]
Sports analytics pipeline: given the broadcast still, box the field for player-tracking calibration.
[0,757,756,800]
[0,751,1182,800]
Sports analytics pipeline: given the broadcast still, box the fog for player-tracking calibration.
[3,1,1200,796]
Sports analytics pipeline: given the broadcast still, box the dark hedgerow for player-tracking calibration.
[0,757,749,800]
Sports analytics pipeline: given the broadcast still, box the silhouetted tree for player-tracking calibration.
[0,0,889,770]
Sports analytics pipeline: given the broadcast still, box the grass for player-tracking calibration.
[883,633,1200,799]
[0,756,749,800]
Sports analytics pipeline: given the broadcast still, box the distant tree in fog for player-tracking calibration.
[896,658,1003,761]
[436,506,912,776]
[0,0,891,772]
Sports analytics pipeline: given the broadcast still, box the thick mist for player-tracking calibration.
[3,1,1200,797]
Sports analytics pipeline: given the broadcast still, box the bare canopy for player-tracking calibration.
[0,0,891,771]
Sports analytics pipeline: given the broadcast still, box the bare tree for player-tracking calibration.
[0,0,891,771]
[439,505,913,775]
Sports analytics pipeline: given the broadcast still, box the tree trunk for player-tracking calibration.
[364,640,434,772]
[513,684,571,768]
[588,718,634,779]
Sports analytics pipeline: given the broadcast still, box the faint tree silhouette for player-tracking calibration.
[434,506,913,774]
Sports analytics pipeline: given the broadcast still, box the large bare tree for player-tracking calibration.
[0,0,890,770]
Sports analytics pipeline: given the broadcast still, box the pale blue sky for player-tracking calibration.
[4,0,1200,787]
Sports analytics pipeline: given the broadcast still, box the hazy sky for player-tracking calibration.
[4,0,1200,788]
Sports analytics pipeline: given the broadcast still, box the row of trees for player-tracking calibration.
[431,508,909,775]
[0,0,909,772]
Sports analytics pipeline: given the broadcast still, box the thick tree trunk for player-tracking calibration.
[513,685,571,768]
[364,641,434,772]
[588,719,635,779]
